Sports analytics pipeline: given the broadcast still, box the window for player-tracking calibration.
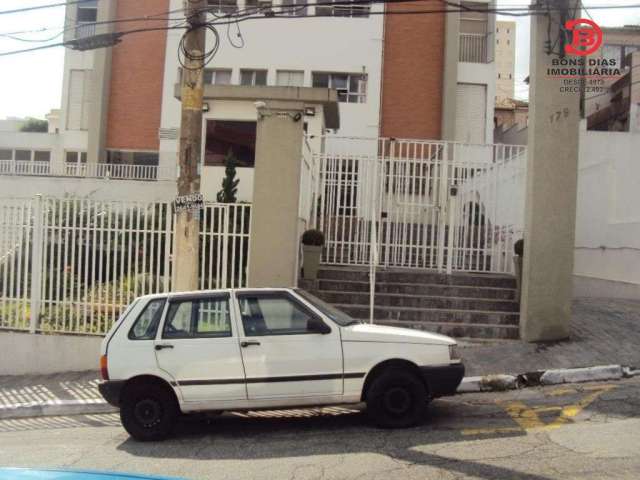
[498,73,501,79]
[240,69,267,86]
[76,0,97,38]
[0,150,11,161]
[296,289,358,327]
[129,298,166,340]
[163,296,232,339]
[204,120,257,167]
[76,0,98,23]
[15,150,30,161]
[281,0,308,16]
[312,72,367,103]
[204,68,232,85]
[315,0,370,17]
[106,150,159,166]
[237,293,329,336]
[207,0,238,14]
[34,151,51,162]
[66,151,87,164]
[507,39,510,45]
[276,70,304,87]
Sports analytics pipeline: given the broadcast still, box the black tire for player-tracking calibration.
[366,368,428,429]
[120,382,178,441]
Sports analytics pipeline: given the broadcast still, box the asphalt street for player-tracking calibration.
[0,378,639,480]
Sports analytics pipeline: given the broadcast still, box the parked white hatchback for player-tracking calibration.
[99,288,464,440]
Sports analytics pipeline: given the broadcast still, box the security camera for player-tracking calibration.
[254,101,267,110]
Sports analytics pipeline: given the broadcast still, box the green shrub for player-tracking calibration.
[302,229,325,246]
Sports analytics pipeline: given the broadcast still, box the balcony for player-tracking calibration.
[459,33,489,63]
[0,160,176,182]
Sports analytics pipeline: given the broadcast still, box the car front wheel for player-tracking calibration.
[366,368,428,428]
[120,383,177,441]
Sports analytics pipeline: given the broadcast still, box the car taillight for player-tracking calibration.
[100,355,109,380]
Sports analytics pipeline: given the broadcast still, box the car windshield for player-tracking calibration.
[295,289,361,327]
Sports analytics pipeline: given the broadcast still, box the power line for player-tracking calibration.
[0,0,95,16]
[0,22,186,57]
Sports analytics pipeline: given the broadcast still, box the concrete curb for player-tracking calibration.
[0,365,636,419]
[0,400,116,420]
[456,364,636,394]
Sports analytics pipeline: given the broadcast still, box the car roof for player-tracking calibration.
[133,287,297,302]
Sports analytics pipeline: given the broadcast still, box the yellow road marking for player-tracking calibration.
[462,384,617,436]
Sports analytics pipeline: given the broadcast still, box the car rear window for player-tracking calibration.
[128,298,166,340]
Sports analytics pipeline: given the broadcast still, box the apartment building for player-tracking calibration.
[495,20,515,102]
[0,0,496,202]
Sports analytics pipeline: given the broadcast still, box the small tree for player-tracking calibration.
[20,118,48,133]
[216,149,240,203]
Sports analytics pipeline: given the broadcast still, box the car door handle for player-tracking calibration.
[240,340,261,348]
[155,344,174,351]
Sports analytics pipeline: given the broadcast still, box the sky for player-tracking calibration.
[0,0,640,119]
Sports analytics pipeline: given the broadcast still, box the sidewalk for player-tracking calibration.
[461,297,640,376]
[0,297,638,418]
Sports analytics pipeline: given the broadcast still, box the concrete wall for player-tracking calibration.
[574,124,640,299]
[0,176,176,202]
[0,331,101,376]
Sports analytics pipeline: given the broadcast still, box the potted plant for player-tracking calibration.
[301,229,324,280]
[513,239,524,301]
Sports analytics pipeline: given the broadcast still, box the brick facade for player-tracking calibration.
[106,0,169,151]
[380,1,445,140]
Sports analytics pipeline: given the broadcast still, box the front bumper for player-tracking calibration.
[420,363,465,397]
[98,380,126,407]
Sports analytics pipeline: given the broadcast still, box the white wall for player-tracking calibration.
[457,62,497,145]
[0,331,102,375]
[0,176,176,203]
[574,124,640,298]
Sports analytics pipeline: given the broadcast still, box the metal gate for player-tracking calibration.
[311,137,527,275]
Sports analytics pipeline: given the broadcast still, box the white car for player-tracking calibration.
[98,288,464,440]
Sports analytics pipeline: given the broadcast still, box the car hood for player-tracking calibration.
[341,323,456,345]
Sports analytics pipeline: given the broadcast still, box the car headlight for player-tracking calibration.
[449,344,461,361]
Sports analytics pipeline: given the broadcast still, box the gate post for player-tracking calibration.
[29,194,44,333]
[436,143,450,272]
[446,188,457,275]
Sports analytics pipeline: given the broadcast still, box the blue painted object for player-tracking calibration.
[0,469,185,480]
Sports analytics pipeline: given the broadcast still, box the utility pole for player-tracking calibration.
[520,0,581,341]
[173,0,207,291]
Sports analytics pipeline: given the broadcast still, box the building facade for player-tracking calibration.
[0,0,497,203]
[494,20,515,102]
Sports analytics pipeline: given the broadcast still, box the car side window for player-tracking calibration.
[163,296,232,339]
[128,298,166,340]
[238,294,328,336]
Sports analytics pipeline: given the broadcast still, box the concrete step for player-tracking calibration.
[318,267,516,289]
[372,319,520,340]
[318,290,520,313]
[317,279,517,300]
[334,303,520,327]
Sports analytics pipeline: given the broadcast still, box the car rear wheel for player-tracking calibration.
[366,368,428,428]
[120,383,177,441]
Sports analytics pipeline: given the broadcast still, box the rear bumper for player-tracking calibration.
[98,380,125,407]
[420,363,465,397]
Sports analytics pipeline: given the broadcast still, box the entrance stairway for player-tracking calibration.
[301,266,520,340]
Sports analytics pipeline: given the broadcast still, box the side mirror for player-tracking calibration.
[308,318,331,335]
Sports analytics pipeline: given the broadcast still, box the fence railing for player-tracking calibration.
[0,160,176,181]
[459,33,488,63]
[0,196,251,335]
[311,137,527,275]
